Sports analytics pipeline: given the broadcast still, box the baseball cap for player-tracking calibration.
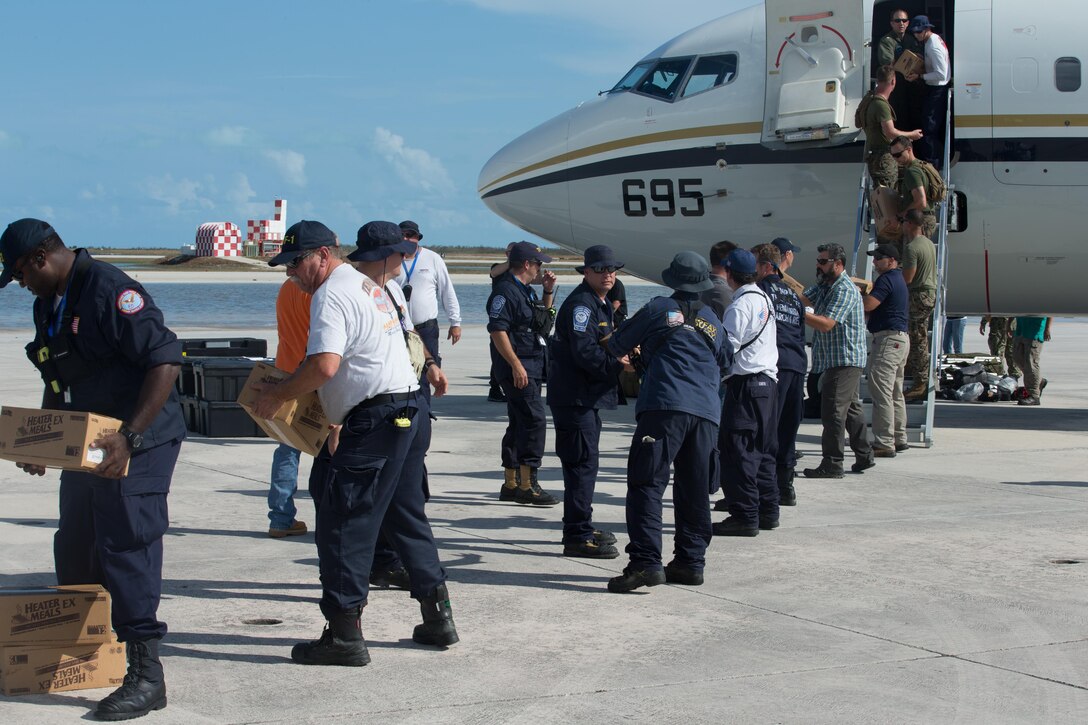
[268,220,339,267]
[347,221,418,262]
[0,218,57,289]
[867,243,901,261]
[508,241,553,264]
[399,220,422,241]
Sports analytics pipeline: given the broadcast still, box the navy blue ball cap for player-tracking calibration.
[268,220,338,267]
[575,245,624,274]
[661,251,713,293]
[348,220,417,262]
[1,218,57,288]
[508,241,553,264]
[724,248,758,275]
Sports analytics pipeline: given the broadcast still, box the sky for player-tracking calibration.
[0,0,752,249]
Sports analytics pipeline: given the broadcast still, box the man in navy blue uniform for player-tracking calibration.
[487,241,560,506]
[712,249,779,538]
[547,245,626,558]
[606,252,732,592]
[1,218,185,721]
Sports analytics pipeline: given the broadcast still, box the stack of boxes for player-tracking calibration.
[194,222,244,258]
[246,199,287,258]
[0,585,125,696]
[176,338,270,438]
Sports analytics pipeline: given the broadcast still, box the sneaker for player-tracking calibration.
[872,446,896,458]
[712,498,730,512]
[664,562,703,586]
[268,520,307,538]
[607,567,666,593]
[1017,396,1041,406]
[803,463,844,479]
[369,566,410,590]
[851,457,876,473]
[895,443,910,453]
[593,529,617,546]
[564,539,619,559]
[712,517,759,537]
[291,627,370,667]
[758,518,780,531]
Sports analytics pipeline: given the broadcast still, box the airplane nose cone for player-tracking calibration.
[478,110,574,246]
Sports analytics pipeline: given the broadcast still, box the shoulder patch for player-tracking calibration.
[665,309,684,327]
[572,305,592,332]
[489,295,507,318]
[117,289,145,315]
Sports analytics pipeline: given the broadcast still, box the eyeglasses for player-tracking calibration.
[816,258,833,266]
[590,265,618,274]
[286,250,315,269]
[891,149,907,158]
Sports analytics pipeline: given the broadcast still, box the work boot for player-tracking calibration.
[515,465,560,506]
[499,467,520,501]
[412,583,459,647]
[369,566,410,590]
[94,639,167,721]
[291,608,370,666]
[777,466,797,506]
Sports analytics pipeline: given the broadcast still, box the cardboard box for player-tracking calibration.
[0,407,127,474]
[893,50,925,78]
[1,639,125,695]
[237,362,330,456]
[0,585,112,645]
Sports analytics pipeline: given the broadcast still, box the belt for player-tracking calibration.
[351,391,414,412]
[414,318,439,330]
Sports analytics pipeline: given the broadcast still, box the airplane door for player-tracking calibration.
[763,1,869,150]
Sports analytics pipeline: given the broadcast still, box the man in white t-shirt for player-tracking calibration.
[251,219,458,667]
[395,220,461,403]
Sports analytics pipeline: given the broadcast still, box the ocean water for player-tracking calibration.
[0,281,671,331]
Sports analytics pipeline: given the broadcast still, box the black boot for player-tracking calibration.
[778,466,797,506]
[291,607,370,666]
[412,583,459,647]
[94,639,167,721]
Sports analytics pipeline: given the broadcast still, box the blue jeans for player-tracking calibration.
[268,443,301,529]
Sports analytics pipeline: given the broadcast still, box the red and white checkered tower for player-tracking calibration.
[194,222,244,257]
[246,199,287,257]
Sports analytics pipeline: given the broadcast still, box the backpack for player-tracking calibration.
[915,160,948,204]
[854,91,894,130]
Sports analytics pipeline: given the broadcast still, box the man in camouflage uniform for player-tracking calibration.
[899,210,937,400]
[980,316,1021,378]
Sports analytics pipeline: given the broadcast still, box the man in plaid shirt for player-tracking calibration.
[799,243,875,478]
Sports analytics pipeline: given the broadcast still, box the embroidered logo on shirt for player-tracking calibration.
[489,295,507,318]
[117,289,145,315]
[572,306,591,332]
[666,309,684,327]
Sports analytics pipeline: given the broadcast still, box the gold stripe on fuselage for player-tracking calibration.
[955,114,1088,128]
[479,121,763,193]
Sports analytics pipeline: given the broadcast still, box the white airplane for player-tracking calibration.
[478,0,1086,315]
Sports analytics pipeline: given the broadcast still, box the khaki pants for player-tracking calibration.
[868,330,910,449]
[1011,337,1044,398]
[906,290,936,388]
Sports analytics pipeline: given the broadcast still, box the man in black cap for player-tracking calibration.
[487,241,560,505]
[252,220,457,667]
[1,218,185,720]
[863,243,911,456]
[547,245,627,558]
[606,252,733,592]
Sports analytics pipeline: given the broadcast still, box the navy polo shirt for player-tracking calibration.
[607,294,732,424]
[486,271,545,379]
[547,281,621,409]
[866,267,909,333]
[759,273,807,373]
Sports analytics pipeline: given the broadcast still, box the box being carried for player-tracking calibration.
[1,638,125,695]
[0,585,112,645]
[237,362,330,456]
[0,407,127,475]
[893,50,925,78]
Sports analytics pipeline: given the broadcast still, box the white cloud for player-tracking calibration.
[373,128,456,195]
[140,174,214,215]
[263,149,307,187]
[79,183,107,201]
[207,126,253,146]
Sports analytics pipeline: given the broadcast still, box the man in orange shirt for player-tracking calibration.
[268,278,312,537]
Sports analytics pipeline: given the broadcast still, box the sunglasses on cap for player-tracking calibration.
[286,250,315,269]
[589,265,618,274]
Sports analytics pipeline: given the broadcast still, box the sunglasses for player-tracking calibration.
[590,265,618,274]
[286,250,315,269]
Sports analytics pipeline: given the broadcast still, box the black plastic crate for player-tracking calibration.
[196,400,266,438]
[180,337,268,358]
[194,358,265,402]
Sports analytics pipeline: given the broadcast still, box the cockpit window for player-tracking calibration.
[681,54,739,97]
[610,61,655,93]
[635,58,693,100]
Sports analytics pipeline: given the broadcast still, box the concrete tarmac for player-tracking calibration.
[0,323,1085,723]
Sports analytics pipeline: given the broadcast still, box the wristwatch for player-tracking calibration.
[118,424,144,452]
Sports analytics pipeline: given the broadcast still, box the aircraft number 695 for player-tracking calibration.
[621,179,704,217]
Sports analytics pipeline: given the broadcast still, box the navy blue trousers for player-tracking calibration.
[625,411,716,572]
[314,397,445,616]
[720,374,779,526]
[776,369,805,470]
[550,405,602,543]
[498,377,546,468]
[55,439,181,642]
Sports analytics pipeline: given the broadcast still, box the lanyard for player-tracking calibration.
[47,272,75,338]
[401,254,419,284]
